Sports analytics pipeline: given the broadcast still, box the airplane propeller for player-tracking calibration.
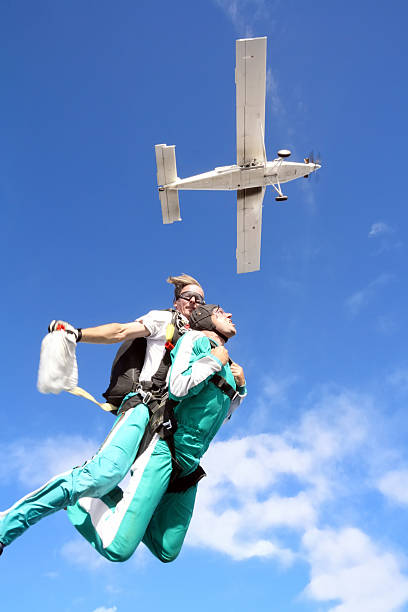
[303,150,322,178]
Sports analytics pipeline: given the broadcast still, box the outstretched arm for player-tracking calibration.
[80,321,150,344]
[48,319,150,344]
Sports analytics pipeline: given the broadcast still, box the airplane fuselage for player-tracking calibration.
[163,160,321,191]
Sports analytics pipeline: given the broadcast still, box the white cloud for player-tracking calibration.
[261,373,297,404]
[376,313,398,335]
[266,67,285,117]
[377,469,408,506]
[44,571,59,579]
[0,435,98,488]
[187,391,369,561]
[61,538,109,570]
[92,607,117,612]
[369,222,393,238]
[299,179,317,213]
[302,526,408,612]
[0,389,368,570]
[213,0,274,37]
[345,273,394,317]
[368,222,402,255]
[128,542,150,568]
[387,368,408,394]
[105,584,122,595]
[3,385,408,612]
[184,387,408,609]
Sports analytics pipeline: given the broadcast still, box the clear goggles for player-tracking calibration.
[178,291,205,305]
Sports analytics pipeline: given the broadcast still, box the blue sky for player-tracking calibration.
[2,1,408,610]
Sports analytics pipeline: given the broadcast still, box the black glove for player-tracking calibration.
[48,320,82,342]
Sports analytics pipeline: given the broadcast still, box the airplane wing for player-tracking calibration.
[236,37,267,166]
[236,187,265,273]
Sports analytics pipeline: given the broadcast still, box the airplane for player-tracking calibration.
[155,36,321,274]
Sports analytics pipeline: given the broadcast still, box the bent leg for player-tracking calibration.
[0,405,149,548]
[142,484,198,563]
[67,437,173,562]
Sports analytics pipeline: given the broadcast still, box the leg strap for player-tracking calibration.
[167,465,207,493]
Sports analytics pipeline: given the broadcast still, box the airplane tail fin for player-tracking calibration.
[155,144,181,224]
[155,144,178,186]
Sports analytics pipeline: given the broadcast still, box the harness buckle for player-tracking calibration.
[162,418,173,431]
[134,385,153,405]
[143,391,153,405]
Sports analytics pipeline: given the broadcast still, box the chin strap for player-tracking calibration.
[216,331,229,343]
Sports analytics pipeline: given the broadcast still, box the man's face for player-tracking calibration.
[174,284,205,318]
[211,306,236,338]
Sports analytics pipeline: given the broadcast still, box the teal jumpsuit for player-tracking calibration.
[0,331,246,562]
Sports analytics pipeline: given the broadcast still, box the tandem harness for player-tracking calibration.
[119,370,239,494]
[70,315,239,493]
[102,309,187,410]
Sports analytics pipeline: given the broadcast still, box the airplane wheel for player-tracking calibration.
[275,196,288,202]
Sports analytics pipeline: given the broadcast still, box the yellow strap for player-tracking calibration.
[67,386,117,412]
[166,323,175,343]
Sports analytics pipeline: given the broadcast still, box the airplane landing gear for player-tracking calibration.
[271,177,287,202]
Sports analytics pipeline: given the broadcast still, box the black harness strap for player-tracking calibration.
[151,310,183,390]
[167,465,207,493]
[157,397,182,483]
[211,374,239,401]
[132,393,179,457]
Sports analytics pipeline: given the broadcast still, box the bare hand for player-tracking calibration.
[211,346,229,366]
[230,361,245,387]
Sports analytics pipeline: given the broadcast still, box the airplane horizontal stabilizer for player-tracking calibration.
[155,144,178,186]
[159,188,181,224]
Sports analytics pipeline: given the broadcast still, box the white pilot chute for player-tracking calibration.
[37,330,115,411]
[37,330,78,394]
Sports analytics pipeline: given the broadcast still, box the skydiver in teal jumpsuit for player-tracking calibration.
[0,304,246,562]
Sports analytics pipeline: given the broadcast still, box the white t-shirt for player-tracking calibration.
[136,309,188,383]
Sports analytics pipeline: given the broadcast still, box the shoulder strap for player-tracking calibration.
[150,310,185,390]
[207,338,237,399]
[211,374,238,401]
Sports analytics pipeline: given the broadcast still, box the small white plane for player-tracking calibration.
[155,36,321,274]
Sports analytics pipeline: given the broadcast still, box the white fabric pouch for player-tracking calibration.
[37,331,78,394]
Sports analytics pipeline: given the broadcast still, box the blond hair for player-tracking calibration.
[167,273,203,300]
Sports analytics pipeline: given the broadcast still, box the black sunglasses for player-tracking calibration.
[178,291,205,305]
